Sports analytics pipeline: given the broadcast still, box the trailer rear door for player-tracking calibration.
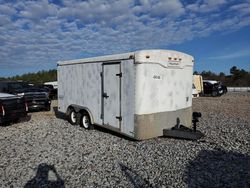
[102,63,121,129]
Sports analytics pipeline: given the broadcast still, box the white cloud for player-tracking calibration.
[0,4,16,15]
[0,0,249,73]
[0,15,11,26]
[133,0,185,18]
[230,3,250,16]
[150,0,185,17]
[186,0,226,13]
[208,49,250,59]
[58,0,133,24]
[19,0,58,20]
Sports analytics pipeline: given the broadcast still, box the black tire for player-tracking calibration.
[45,106,51,111]
[80,112,93,129]
[13,118,19,123]
[68,108,78,125]
[211,91,218,97]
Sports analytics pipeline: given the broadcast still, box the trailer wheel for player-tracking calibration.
[68,108,78,125]
[80,112,93,129]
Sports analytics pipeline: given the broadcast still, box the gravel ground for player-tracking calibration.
[0,92,249,188]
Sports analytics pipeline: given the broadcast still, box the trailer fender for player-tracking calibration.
[67,105,94,124]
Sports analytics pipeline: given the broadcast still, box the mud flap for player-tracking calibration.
[163,125,204,140]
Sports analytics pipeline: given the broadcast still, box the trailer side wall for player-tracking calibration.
[58,59,135,137]
[58,63,102,125]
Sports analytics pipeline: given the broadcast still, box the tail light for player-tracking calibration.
[0,104,5,116]
[25,102,28,112]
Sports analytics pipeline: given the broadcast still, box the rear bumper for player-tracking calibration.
[134,107,192,140]
[27,100,51,111]
[0,111,27,124]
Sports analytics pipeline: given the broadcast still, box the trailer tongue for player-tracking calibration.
[163,112,203,140]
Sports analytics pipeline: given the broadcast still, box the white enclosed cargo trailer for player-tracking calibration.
[57,50,195,140]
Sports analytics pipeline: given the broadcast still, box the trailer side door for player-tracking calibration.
[102,63,121,129]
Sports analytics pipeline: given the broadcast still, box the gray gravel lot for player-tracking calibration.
[0,92,249,188]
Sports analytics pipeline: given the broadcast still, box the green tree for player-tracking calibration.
[193,71,199,75]
[6,69,57,84]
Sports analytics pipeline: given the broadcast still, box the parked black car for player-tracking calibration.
[0,81,51,111]
[203,80,224,97]
[35,84,57,100]
[0,93,27,124]
[221,84,228,94]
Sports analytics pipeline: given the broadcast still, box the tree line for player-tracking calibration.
[0,69,57,84]
[0,66,249,86]
[195,66,250,87]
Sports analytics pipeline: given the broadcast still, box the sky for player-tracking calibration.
[0,0,250,77]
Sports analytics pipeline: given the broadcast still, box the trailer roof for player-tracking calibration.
[57,49,194,66]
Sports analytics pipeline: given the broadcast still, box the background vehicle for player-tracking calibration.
[192,84,199,98]
[0,81,51,111]
[220,83,228,94]
[35,84,57,100]
[193,75,203,94]
[44,81,58,89]
[203,80,224,97]
[0,93,27,124]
